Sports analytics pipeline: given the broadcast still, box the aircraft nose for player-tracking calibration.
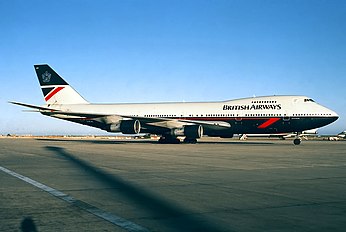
[330,109,339,118]
[329,109,339,122]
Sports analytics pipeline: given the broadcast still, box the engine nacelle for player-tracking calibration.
[172,125,203,138]
[184,125,203,138]
[121,120,141,134]
[107,120,141,134]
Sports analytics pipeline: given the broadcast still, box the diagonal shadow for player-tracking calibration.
[45,146,227,232]
[36,138,127,144]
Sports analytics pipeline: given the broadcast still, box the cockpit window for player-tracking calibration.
[304,98,315,102]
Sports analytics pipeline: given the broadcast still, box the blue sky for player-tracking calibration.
[1,0,345,135]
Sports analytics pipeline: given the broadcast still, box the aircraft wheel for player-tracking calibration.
[158,137,165,144]
[159,137,180,144]
[293,138,301,145]
[183,138,197,144]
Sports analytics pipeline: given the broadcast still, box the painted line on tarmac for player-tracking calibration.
[0,165,149,232]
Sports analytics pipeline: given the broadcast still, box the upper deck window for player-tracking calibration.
[304,98,315,102]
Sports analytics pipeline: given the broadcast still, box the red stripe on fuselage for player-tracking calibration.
[257,117,280,128]
[45,87,65,101]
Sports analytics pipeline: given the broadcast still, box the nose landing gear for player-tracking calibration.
[293,132,301,145]
[293,138,301,145]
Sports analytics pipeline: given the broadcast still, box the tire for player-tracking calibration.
[293,138,301,145]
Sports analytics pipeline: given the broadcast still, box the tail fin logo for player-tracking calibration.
[42,71,51,83]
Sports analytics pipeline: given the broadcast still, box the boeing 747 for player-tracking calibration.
[11,64,339,145]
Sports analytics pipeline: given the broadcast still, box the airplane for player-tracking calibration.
[10,64,339,145]
[328,131,346,141]
[337,131,346,139]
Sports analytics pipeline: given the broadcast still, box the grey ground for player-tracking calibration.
[1,137,346,231]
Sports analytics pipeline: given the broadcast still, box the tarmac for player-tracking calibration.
[1,137,346,231]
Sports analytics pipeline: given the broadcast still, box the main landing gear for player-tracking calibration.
[183,137,198,144]
[158,135,198,144]
[158,136,180,144]
[293,132,301,145]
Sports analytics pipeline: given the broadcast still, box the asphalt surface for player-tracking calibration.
[1,137,346,231]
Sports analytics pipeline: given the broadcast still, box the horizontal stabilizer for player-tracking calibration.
[9,101,60,112]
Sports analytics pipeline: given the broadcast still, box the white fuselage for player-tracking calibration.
[51,95,337,119]
[44,95,338,136]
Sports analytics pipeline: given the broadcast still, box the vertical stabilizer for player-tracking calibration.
[34,64,88,105]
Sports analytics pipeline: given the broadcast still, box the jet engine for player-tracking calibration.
[172,125,203,138]
[106,120,141,134]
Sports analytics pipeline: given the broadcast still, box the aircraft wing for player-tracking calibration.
[47,110,231,130]
[10,102,230,131]
[132,117,230,130]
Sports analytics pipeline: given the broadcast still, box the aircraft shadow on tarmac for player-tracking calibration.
[44,146,225,232]
[36,138,127,144]
[37,138,274,145]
